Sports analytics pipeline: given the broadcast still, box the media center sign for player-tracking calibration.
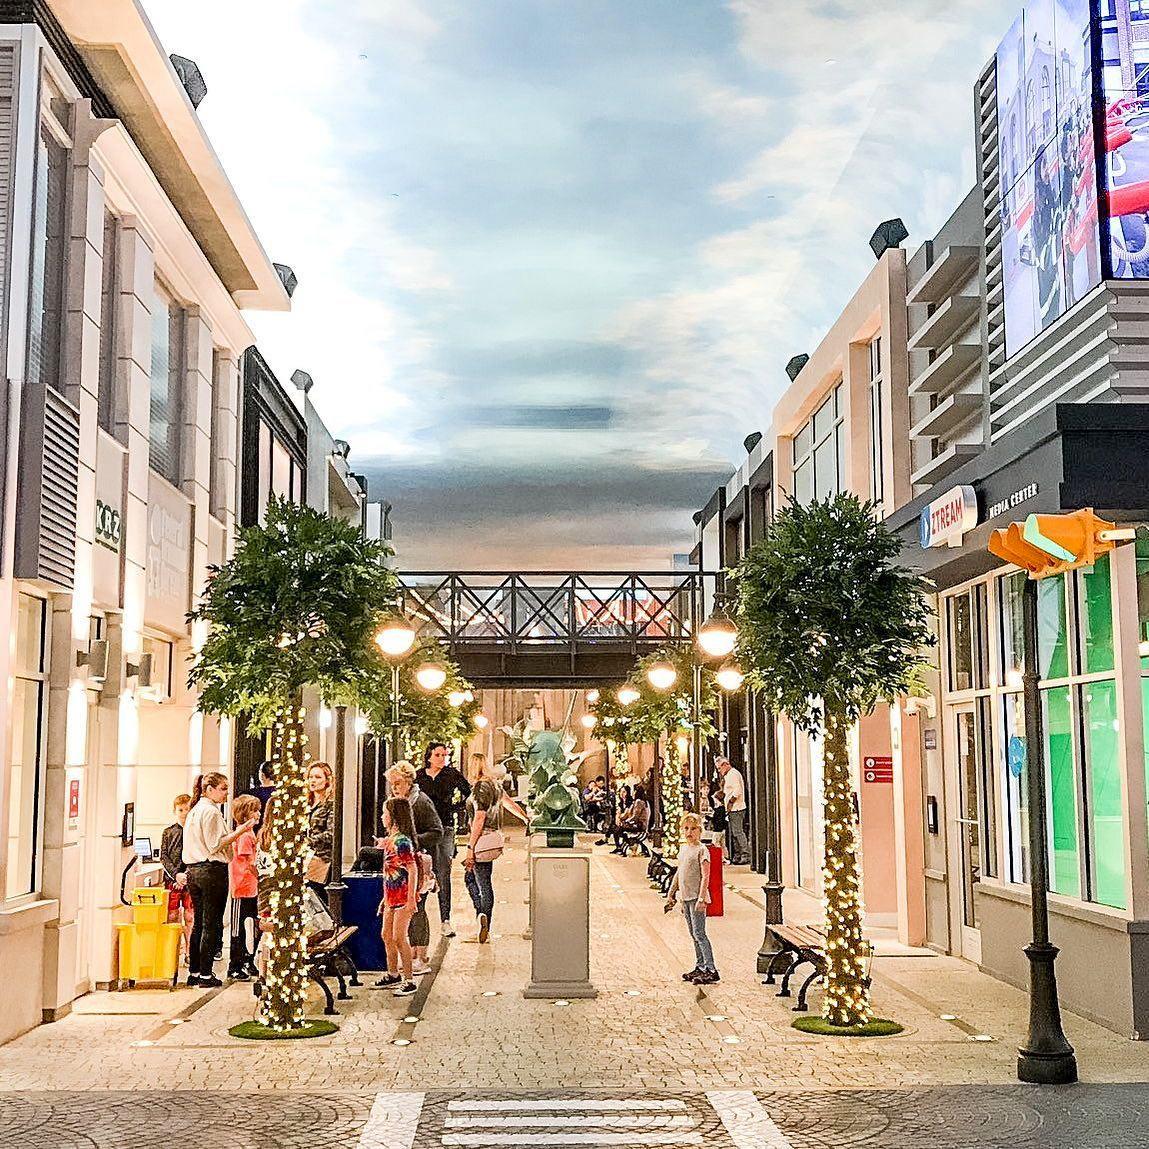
[919,485,977,549]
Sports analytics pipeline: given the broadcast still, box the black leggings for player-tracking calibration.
[187,861,228,977]
[229,895,258,972]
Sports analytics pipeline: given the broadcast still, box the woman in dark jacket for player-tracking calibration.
[383,761,443,975]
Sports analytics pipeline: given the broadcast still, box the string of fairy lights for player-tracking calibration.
[819,717,871,1027]
[261,705,312,1032]
[661,738,685,861]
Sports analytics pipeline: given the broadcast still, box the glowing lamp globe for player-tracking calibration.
[580,714,597,730]
[716,663,745,692]
[675,735,689,758]
[617,685,640,706]
[646,662,678,692]
[585,689,600,704]
[415,663,447,692]
[696,606,738,659]
[447,690,467,708]
[473,714,490,730]
[376,617,417,659]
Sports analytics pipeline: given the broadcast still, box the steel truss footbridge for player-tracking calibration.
[397,571,722,685]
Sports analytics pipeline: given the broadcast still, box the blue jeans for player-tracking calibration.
[684,899,716,973]
[464,860,495,922]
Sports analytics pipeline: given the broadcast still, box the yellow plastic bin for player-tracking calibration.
[116,887,182,987]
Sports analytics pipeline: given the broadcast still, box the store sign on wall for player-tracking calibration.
[919,485,977,549]
[986,483,1039,522]
[863,755,894,784]
[95,499,121,552]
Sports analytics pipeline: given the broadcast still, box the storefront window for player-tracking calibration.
[1042,685,1080,897]
[1002,692,1029,884]
[948,593,974,692]
[999,572,1026,686]
[1136,537,1149,671]
[1037,575,1069,680]
[1079,555,1114,675]
[1082,680,1125,909]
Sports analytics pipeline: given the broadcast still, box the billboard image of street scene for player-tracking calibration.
[997,0,1101,356]
[1099,0,1149,277]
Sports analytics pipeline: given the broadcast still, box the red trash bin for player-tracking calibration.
[706,841,724,916]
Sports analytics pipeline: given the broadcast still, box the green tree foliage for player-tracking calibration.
[188,497,399,1032]
[729,494,934,1027]
[359,640,481,756]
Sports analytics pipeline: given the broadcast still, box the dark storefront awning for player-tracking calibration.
[889,403,1149,591]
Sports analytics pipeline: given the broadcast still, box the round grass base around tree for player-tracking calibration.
[229,1019,339,1041]
[793,1016,904,1038]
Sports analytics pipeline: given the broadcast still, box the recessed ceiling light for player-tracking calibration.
[970,1034,994,1042]
[705,1014,728,1023]
[132,1040,155,1047]
[393,1038,412,1046]
[168,1018,186,1026]
[482,991,499,997]
[939,1013,957,1021]
[722,1035,741,1044]
[553,999,570,1007]
[403,1015,419,1023]
[625,990,641,996]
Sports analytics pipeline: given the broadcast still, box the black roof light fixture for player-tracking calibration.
[332,439,351,460]
[743,431,763,453]
[290,369,313,394]
[869,217,909,259]
[169,54,207,108]
[274,263,298,298]
[785,354,809,382]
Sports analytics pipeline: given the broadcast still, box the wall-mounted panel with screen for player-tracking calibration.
[997,0,1101,357]
[1098,0,1149,277]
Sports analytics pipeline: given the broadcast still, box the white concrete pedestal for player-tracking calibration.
[523,845,597,999]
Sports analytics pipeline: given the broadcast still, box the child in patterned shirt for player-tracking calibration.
[374,797,419,997]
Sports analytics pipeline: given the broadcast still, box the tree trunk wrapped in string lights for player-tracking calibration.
[820,710,869,1026]
[188,498,399,1037]
[730,494,933,1033]
[260,705,311,1031]
[660,738,685,861]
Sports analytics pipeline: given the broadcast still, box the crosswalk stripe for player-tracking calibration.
[442,1134,702,1146]
[447,1100,688,1112]
[445,1116,696,1129]
[706,1090,793,1149]
[357,1092,426,1149]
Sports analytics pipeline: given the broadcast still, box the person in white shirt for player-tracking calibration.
[183,771,256,988]
[715,756,749,866]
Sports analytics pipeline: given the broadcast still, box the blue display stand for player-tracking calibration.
[343,873,385,971]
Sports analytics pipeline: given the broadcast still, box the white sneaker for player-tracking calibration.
[441,921,456,938]
[411,959,432,976]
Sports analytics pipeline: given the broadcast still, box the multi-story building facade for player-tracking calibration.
[696,0,1149,1039]
[0,1,289,1045]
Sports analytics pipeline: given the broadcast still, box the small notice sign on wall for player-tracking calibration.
[863,755,894,784]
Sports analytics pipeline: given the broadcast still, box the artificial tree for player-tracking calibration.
[189,497,398,1034]
[730,493,933,1031]
[595,646,718,860]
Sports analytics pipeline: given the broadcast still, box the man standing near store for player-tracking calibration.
[715,756,748,866]
[416,742,471,938]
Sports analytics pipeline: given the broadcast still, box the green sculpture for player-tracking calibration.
[501,704,588,848]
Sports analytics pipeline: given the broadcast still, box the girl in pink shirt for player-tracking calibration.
[227,794,261,980]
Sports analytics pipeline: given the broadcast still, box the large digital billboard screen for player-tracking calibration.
[1099,0,1149,276]
[997,0,1101,357]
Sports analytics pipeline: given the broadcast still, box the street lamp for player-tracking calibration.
[415,662,447,692]
[617,684,640,706]
[580,714,597,730]
[716,663,745,692]
[697,604,738,659]
[646,662,678,691]
[447,690,467,708]
[375,615,418,768]
[473,713,489,730]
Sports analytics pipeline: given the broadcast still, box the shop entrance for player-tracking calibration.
[950,703,987,962]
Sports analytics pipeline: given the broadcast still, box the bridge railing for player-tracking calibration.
[397,571,718,650]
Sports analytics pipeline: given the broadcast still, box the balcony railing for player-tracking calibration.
[398,572,716,651]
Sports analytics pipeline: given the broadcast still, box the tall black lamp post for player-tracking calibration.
[325,703,348,928]
[1017,577,1077,1084]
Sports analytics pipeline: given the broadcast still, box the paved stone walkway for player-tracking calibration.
[3,834,1149,1145]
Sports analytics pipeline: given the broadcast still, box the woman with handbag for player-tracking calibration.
[305,762,334,902]
[463,759,506,944]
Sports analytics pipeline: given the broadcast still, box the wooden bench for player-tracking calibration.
[307,925,360,1015]
[762,923,872,1013]
[614,826,650,857]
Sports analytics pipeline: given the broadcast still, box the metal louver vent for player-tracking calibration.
[15,386,79,588]
[978,59,1006,388]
